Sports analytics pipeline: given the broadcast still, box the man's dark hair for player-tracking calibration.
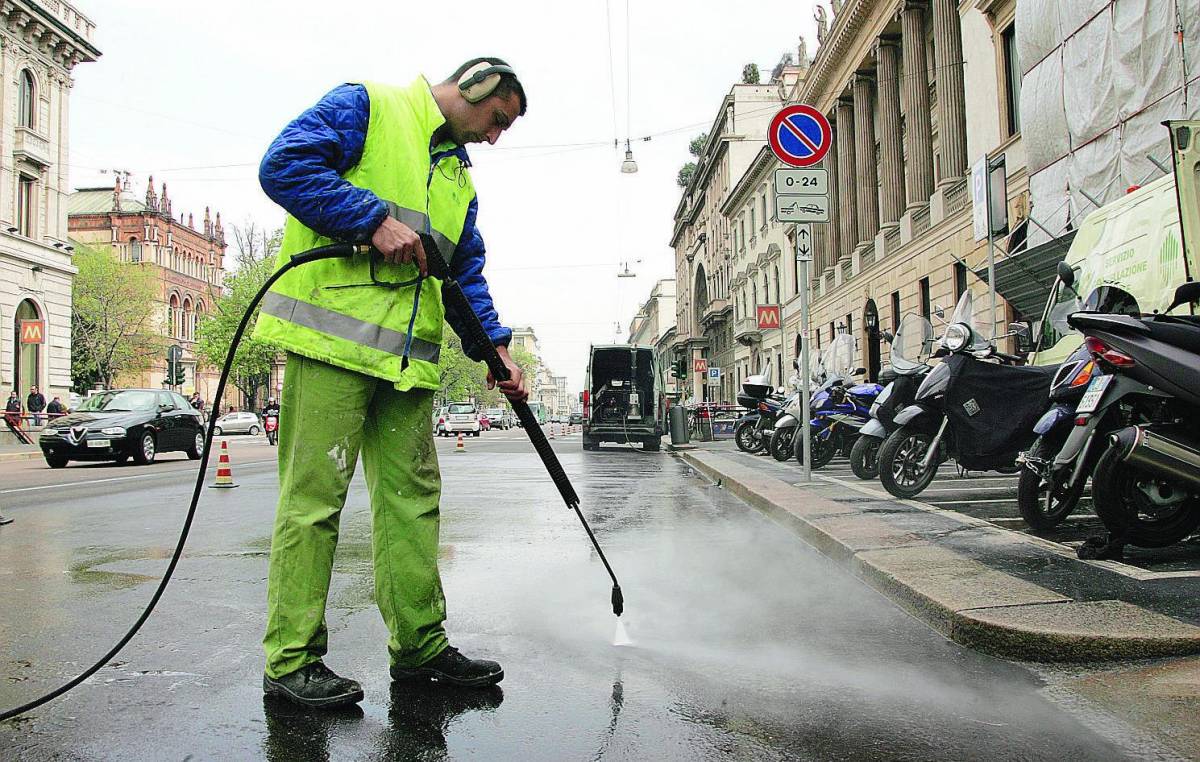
[445,58,527,116]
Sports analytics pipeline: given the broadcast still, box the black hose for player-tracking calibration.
[0,243,358,722]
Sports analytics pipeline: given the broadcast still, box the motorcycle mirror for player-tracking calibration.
[881,330,895,344]
[1010,321,1034,353]
[933,304,945,319]
[1056,260,1076,289]
[1166,281,1200,313]
[854,367,867,375]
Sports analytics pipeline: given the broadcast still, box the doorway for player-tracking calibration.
[13,299,41,395]
[862,299,881,381]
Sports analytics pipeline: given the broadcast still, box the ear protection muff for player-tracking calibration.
[457,57,517,104]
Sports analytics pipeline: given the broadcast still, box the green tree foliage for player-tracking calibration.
[194,222,281,412]
[742,63,760,84]
[71,244,164,391]
[436,333,540,407]
[688,132,707,158]
[677,161,697,189]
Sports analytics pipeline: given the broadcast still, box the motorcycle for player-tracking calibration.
[1064,281,1200,550]
[734,362,781,453]
[878,290,1046,499]
[768,354,828,462]
[265,412,279,446]
[1014,342,1102,529]
[850,314,934,479]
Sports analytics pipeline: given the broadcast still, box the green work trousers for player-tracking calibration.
[263,352,447,679]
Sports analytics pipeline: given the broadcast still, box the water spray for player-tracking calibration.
[0,233,626,722]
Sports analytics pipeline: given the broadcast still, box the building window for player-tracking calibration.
[750,206,756,234]
[919,277,931,320]
[829,321,835,341]
[761,195,768,229]
[16,176,34,237]
[846,314,853,336]
[129,237,142,263]
[18,70,35,129]
[1002,24,1021,137]
[954,261,968,300]
[891,290,901,330]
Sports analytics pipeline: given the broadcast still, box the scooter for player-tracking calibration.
[877,290,1046,499]
[734,362,780,454]
[1014,342,1100,529]
[849,314,934,479]
[1065,281,1200,551]
[770,339,840,463]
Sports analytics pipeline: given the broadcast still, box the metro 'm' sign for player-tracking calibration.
[756,305,781,330]
[19,319,44,344]
[693,358,708,374]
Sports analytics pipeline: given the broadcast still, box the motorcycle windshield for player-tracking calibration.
[946,290,992,351]
[824,334,856,380]
[891,314,934,372]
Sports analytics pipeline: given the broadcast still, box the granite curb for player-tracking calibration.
[680,449,1200,662]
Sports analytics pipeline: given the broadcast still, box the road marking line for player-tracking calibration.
[924,498,1017,505]
[0,459,277,494]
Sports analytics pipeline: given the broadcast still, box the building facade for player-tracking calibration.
[0,0,98,415]
[627,278,677,395]
[670,82,784,403]
[791,0,1028,378]
[68,177,228,400]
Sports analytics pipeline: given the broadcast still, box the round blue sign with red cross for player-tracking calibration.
[768,104,832,167]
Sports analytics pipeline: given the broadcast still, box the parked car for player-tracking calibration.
[569,411,584,426]
[39,389,204,468]
[213,411,262,436]
[442,402,481,436]
[485,407,511,430]
[433,406,449,436]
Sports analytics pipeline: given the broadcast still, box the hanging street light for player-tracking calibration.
[620,138,638,173]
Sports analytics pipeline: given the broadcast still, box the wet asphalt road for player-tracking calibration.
[0,431,1153,759]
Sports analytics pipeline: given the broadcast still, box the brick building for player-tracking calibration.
[67,177,227,400]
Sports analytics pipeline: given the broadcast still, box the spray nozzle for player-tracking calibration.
[611,584,624,617]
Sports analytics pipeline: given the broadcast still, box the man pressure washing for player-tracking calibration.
[252,58,528,709]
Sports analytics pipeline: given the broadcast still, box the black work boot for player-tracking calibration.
[263,661,364,709]
[390,646,504,688]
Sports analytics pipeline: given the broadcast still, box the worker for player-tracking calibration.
[253,58,528,709]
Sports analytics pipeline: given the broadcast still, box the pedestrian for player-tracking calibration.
[26,385,45,427]
[46,396,65,419]
[252,58,528,709]
[5,391,30,445]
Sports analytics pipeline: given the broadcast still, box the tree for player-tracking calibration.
[676,162,697,189]
[71,244,164,392]
[742,63,760,84]
[688,132,707,158]
[437,333,540,408]
[193,223,282,412]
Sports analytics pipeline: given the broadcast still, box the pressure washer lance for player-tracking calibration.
[0,236,624,722]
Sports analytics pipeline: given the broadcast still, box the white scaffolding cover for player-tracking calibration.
[1018,0,1200,246]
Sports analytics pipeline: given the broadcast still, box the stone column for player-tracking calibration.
[875,37,905,227]
[852,73,879,246]
[824,126,840,272]
[932,0,967,184]
[834,97,857,260]
[901,1,934,207]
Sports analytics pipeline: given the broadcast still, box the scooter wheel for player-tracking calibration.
[878,426,939,499]
[735,420,762,453]
[1016,435,1082,530]
[1091,442,1200,547]
[770,427,795,462]
[850,434,883,480]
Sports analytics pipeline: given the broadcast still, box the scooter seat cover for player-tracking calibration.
[254,77,473,391]
[945,355,1054,470]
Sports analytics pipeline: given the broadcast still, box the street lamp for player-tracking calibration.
[620,139,638,173]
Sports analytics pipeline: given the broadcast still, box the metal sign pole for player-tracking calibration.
[797,238,812,483]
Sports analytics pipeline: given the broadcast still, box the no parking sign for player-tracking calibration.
[768,105,832,168]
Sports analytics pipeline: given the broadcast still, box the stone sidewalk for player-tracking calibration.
[679,443,1200,662]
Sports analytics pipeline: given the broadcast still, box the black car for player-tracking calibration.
[39,389,205,468]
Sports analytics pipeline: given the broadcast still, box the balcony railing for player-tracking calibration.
[700,298,731,327]
[944,178,969,216]
[14,127,51,167]
[733,317,761,345]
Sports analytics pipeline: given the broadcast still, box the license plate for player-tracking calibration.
[1075,375,1113,414]
[87,439,110,448]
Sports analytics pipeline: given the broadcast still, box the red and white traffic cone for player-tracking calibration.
[209,440,239,488]
[455,432,466,453]
[549,423,556,439]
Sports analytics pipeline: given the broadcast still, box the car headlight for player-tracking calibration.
[944,323,972,352]
[100,427,126,436]
[41,429,60,437]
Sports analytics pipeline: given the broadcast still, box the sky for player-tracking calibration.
[69,1,817,393]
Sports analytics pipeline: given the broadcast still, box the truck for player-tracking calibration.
[581,344,665,451]
[1028,120,1199,364]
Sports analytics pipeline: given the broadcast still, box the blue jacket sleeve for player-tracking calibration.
[444,196,513,361]
[259,84,388,243]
